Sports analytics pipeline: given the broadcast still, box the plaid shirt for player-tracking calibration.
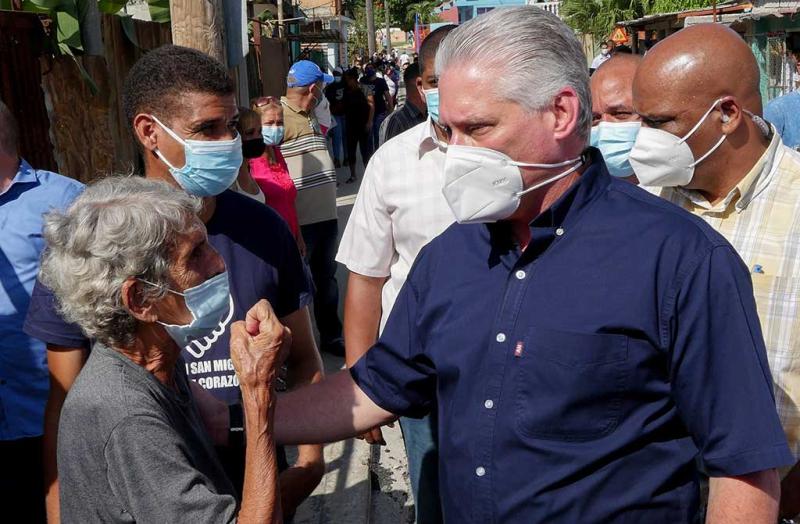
[657,131,800,462]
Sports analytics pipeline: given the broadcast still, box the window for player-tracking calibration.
[458,6,474,22]
[476,7,494,15]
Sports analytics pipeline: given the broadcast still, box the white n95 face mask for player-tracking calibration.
[628,98,727,188]
[442,144,584,224]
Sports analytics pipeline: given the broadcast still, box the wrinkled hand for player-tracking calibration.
[230,299,292,391]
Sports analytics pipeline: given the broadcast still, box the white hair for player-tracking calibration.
[40,176,203,347]
[435,6,592,140]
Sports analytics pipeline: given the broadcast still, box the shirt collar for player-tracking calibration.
[1,159,38,197]
[403,101,424,120]
[417,117,447,156]
[280,96,308,117]
[675,127,782,214]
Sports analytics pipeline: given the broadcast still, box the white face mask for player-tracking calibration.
[629,98,727,188]
[442,144,584,224]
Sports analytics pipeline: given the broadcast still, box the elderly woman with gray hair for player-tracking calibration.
[40,176,286,523]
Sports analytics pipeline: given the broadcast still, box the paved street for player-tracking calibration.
[290,131,415,523]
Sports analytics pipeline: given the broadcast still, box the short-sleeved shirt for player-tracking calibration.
[249,150,300,238]
[24,189,312,405]
[351,150,793,523]
[280,97,338,226]
[765,91,800,149]
[324,81,347,116]
[657,132,800,462]
[337,120,452,332]
[58,343,237,523]
[0,159,83,440]
[360,76,390,115]
[343,86,370,128]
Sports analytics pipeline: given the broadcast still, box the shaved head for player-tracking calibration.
[591,54,642,125]
[634,24,761,115]
[633,23,770,200]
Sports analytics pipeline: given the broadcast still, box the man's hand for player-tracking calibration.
[357,426,386,445]
[355,422,396,445]
[279,460,326,517]
[230,299,291,393]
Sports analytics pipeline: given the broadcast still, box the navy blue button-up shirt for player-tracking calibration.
[351,151,793,523]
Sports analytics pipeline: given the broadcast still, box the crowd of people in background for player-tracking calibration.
[4,4,800,524]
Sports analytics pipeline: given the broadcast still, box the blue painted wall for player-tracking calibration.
[439,0,527,24]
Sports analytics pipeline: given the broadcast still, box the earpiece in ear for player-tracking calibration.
[721,113,730,123]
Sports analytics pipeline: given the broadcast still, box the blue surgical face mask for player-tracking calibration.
[151,115,243,197]
[262,125,285,146]
[140,272,232,350]
[590,121,641,178]
[423,88,440,124]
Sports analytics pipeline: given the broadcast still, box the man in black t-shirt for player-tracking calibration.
[324,67,347,167]
[343,68,372,183]
[359,64,393,152]
[24,45,325,521]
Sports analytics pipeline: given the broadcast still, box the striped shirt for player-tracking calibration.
[280,97,337,226]
[657,131,800,462]
[378,101,426,147]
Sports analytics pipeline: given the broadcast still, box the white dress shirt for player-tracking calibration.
[336,119,454,332]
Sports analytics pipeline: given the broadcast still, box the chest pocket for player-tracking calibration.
[515,327,629,442]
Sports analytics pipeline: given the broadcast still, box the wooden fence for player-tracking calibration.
[0,11,171,183]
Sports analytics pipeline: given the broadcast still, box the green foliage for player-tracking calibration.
[405,0,440,27]
[561,0,638,42]
[642,0,709,12]
[562,0,716,40]
[146,0,169,23]
[347,1,369,60]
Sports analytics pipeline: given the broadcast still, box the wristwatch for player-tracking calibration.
[228,403,245,448]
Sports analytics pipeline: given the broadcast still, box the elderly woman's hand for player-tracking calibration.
[230,299,292,393]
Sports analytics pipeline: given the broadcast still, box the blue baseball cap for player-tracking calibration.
[287,60,334,87]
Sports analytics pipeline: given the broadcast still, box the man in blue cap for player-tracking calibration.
[281,61,345,356]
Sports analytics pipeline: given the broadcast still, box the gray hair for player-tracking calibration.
[435,6,592,141]
[0,101,19,156]
[40,176,203,348]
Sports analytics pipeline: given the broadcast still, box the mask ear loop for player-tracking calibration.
[679,98,724,144]
[689,134,727,168]
[138,278,185,297]
[516,156,586,197]
[150,114,187,170]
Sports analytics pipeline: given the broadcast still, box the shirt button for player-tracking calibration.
[484,399,494,409]
[496,333,506,343]
[475,466,486,477]
[555,227,565,236]
[515,270,526,280]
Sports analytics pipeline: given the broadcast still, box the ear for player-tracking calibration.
[121,278,160,323]
[551,86,581,141]
[416,77,426,105]
[719,98,742,135]
[133,113,160,153]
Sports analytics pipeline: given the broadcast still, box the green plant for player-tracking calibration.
[562,0,721,41]
[0,0,169,92]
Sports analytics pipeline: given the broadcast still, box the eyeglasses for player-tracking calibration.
[253,96,279,108]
